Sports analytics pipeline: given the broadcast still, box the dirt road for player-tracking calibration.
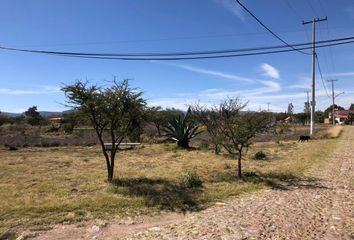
[126,127,354,240]
[33,127,354,240]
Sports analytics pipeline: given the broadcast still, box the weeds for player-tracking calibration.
[180,171,203,189]
[253,151,267,160]
[0,133,340,235]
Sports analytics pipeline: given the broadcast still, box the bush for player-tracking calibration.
[0,115,12,126]
[163,109,201,149]
[5,144,18,151]
[62,123,74,133]
[180,171,203,188]
[253,151,267,160]
[244,171,258,178]
[47,124,60,133]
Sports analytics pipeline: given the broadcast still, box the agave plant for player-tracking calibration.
[163,111,201,149]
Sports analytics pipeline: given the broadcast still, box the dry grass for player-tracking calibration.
[0,134,340,235]
[323,125,344,138]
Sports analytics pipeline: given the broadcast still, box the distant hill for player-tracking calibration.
[1,110,75,117]
[38,111,63,117]
[1,112,22,117]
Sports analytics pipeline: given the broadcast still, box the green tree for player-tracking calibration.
[62,110,86,133]
[295,112,308,126]
[62,79,146,182]
[349,104,354,110]
[190,103,223,154]
[0,113,12,126]
[287,103,294,115]
[315,111,325,123]
[324,104,344,118]
[25,106,45,125]
[219,98,272,178]
[274,112,289,122]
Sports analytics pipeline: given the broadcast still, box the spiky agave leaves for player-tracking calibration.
[163,113,201,149]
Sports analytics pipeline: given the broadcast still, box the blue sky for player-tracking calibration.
[0,0,354,113]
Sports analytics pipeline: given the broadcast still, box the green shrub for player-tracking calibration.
[180,171,203,188]
[47,124,60,132]
[163,109,201,149]
[253,151,267,160]
[62,123,74,133]
[244,171,258,178]
[0,115,12,126]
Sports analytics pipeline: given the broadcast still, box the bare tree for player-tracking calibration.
[62,79,146,182]
[219,99,272,178]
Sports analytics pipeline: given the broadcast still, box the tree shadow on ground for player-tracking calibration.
[242,171,329,191]
[111,177,203,213]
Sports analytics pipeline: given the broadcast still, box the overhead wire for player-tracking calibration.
[317,0,337,73]
[315,54,331,98]
[6,25,353,48]
[0,38,352,61]
[235,0,311,55]
[1,36,354,58]
[314,0,333,78]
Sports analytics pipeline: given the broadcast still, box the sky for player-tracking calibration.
[0,0,354,113]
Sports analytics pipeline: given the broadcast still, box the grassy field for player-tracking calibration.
[0,127,341,235]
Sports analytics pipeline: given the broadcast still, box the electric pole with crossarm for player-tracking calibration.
[303,17,327,135]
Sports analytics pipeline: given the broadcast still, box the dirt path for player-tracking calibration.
[125,127,354,240]
[33,127,354,240]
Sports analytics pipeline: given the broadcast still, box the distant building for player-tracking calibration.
[332,109,354,124]
[49,117,63,125]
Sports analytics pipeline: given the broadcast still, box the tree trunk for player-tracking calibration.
[107,166,113,182]
[107,168,114,183]
[237,151,242,178]
[156,125,161,136]
[107,148,116,183]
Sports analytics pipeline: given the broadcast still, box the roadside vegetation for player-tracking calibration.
[0,79,348,237]
[0,130,339,235]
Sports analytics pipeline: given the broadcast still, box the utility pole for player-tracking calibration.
[303,17,327,135]
[267,102,270,112]
[327,79,338,125]
[304,90,310,125]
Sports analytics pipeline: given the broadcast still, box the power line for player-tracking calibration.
[1,36,354,58]
[4,39,352,61]
[306,0,319,17]
[283,0,310,41]
[315,54,331,98]
[235,0,310,55]
[313,0,334,77]
[5,29,339,48]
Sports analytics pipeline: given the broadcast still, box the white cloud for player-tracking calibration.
[148,98,198,110]
[0,86,61,95]
[214,0,245,21]
[260,63,280,79]
[325,72,354,77]
[172,63,255,83]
